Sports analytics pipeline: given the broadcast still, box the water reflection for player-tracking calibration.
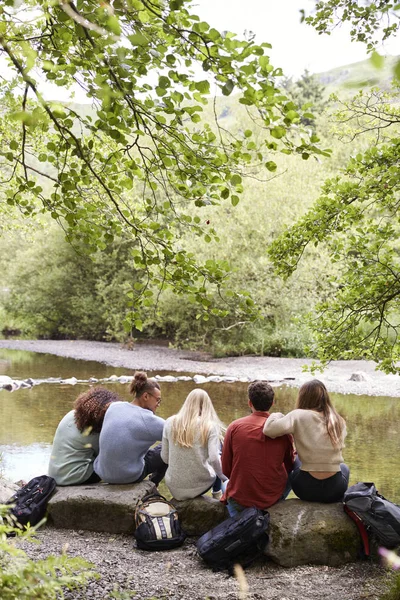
[1,349,399,502]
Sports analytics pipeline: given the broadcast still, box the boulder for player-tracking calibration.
[47,480,156,534]
[171,495,228,536]
[0,478,18,503]
[265,499,360,567]
[349,371,370,382]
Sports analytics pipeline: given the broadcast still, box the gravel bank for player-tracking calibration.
[18,527,387,600]
[1,338,400,397]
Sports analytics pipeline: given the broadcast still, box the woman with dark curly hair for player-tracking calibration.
[94,371,167,485]
[48,387,120,486]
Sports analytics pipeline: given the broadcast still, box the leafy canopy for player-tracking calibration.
[269,2,400,373]
[0,0,328,331]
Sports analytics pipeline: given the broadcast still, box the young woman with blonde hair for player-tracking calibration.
[161,389,227,501]
[263,379,349,503]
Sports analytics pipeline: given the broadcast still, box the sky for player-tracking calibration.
[196,0,399,77]
[4,0,398,102]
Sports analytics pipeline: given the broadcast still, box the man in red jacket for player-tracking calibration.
[222,380,296,517]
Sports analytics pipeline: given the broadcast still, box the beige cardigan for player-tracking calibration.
[263,409,346,472]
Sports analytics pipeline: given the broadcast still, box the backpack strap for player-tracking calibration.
[343,505,370,557]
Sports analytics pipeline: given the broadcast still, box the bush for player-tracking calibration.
[0,506,96,599]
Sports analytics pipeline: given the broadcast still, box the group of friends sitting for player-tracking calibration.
[48,371,349,516]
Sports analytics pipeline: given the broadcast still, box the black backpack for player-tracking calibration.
[344,482,400,555]
[196,506,269,573]
[4,475,57,528]
[134,493,186,551]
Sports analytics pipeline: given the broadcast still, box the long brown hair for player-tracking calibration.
[296,380,345,447]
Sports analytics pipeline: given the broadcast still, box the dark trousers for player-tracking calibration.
[136,444,167,486]
[290,463,350,503]
[81,470,102,485]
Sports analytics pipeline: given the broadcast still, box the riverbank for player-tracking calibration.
[18,527,388,600]
[1,338,400,397]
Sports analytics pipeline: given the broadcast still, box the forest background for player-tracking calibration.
[0,56,398,358]
[0,0,399,369]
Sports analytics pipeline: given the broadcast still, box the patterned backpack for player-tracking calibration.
[134,493,186,551]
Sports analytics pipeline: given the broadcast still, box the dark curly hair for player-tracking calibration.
[248,381,274,411]
[74,387,120,433]
[129,371,160,398]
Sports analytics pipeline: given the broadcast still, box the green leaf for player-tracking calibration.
[265,161,277,172]
[128,33,148,46]
[231,195,240,207]
[222,80,235,96]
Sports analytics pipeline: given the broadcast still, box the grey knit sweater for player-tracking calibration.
[94,402,165,484]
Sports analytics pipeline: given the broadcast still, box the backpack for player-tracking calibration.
[196,506,269,573]
[343,482,400,556]
[4,475,57,528]
[134,493,186,551]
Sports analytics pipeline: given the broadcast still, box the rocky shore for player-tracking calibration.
[1,338,400,397]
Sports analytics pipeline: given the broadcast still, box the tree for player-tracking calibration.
[283,69,327,129]
[0,0,329,333]
[269,2,400,373]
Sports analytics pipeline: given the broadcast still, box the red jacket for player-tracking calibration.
[222,411,295,510]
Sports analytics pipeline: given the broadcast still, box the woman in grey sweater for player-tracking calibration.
[161,389,227,500]
[94,372,167,485]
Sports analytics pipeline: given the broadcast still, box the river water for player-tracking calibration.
[0,348,399,501]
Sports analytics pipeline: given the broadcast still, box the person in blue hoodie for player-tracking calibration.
[94,371,166,485]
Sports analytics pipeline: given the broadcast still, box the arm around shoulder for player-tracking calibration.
[263,411,296,438]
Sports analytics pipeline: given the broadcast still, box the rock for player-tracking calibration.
[47,480,156,534]
[61,377,78,385]
[177,376,192,382]
[88,377,99,383]
[0,375,16,392]
[118,376,134,383]
[265,499,360,567]
[108,375,119,382]
[206,376,223,383]
[193,375,208,384]
[0,478,18,503]
[171,495,228,536]
[349,371,370,382]
[155,375,178,383]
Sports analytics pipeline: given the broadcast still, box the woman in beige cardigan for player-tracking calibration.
[263,379,349,503]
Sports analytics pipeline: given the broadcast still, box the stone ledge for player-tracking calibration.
[47,480,156,534]
[44,484,362,567]
[171,495,228,536]
[266,499,360,567]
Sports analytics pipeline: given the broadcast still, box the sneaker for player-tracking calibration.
[212,490,223,500]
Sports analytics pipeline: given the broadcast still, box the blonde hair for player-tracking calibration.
[170,389,225,448]
[296,379,345,448]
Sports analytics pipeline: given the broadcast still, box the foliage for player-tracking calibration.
[267,2,400,372]
[0,506,95,599]
[380,570,400,600]
[0,224,139,340]
[283,70,328,129]
[0,0,330,330]
[304,1,400,52]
